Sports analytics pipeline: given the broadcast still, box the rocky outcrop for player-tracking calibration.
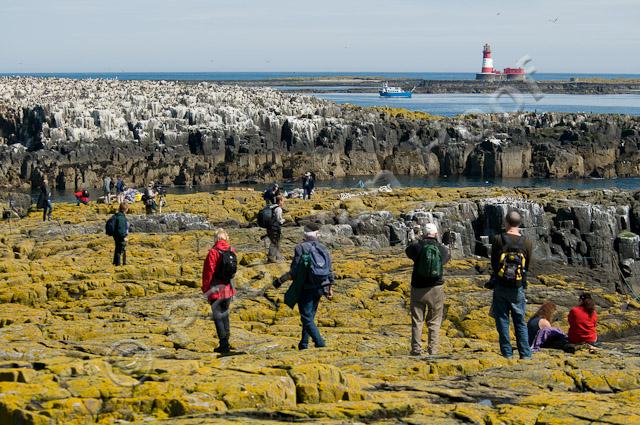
[1,78,640,191]
[1,188,640,424]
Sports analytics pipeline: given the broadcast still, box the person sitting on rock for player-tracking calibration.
[405,223,450,356]
[112,202,129,266]
[74,189,90,206]
[201,229,238,354]
[273,223,334,350]
[302,172,315,200]
[490,211,533,360]
[267,195,285,263]
[263,183,280,206]
[568,293,599,346]
[528,301,575,353]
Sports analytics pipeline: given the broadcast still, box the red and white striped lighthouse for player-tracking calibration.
[481,43,494,73]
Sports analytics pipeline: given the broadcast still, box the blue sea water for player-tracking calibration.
[312,93,640,117]
[1,71,639,81]
[44,176,640,203]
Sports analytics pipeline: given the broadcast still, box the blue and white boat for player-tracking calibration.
[379,81,413,98]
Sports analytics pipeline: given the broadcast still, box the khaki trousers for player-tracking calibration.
[410,285,445,354]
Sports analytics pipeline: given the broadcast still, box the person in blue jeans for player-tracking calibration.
[273,223,334,350]
[489,211,533,359]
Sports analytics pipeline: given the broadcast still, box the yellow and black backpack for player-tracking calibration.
[497,234,527,286]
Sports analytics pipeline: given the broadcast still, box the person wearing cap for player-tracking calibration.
[143,182,157,215]
[267,194,285,263]
[263,183,280,206]
[405,223,450,356]
[273,222,334,350]
[302,172,315,200]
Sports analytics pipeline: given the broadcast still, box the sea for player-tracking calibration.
[44,176,640,203]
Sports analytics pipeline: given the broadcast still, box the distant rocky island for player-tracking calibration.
[225,76,640,95]
[1,77,639,191]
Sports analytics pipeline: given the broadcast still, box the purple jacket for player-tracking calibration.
[531,327,568,352]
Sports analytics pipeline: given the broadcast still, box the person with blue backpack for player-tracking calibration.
[273,223,334,350]
[405,223,450,356]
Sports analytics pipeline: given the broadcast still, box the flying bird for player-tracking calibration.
[549,17,559,23]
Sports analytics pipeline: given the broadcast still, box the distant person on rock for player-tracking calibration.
[201,229,238,354]
[115,177,126,203]
[142,183,157,215]
[263,183,280,206]
[528,301,575,353]
[37,178,53,222]
[405,223,450,356]
[266,195,285,263]
[273,223,334,350]
[568,293,599,346]
[489,211,533,359]
[111,202,129,266]
[74,189,90,206]
[103,176,112,204]
[302,172,315,200]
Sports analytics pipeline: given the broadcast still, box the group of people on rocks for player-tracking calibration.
[201,208,600,357]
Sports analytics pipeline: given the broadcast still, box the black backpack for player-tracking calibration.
[496,234,527,286]
[105,214,117,236]
[257,206,275,229]
[214,248,238,281]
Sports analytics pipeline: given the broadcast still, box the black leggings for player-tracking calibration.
[211,298,231,345]
[113,238,127,266]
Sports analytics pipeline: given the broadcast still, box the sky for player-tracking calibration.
[0,0,638,73]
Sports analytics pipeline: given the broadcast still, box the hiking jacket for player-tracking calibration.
[405,237,450,287]
[202,240,237,302]
[290,240,335,292]
[113,212,128,240]
[37,184,51,209]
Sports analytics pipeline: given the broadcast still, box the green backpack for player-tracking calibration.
[416,243,443,280]
[284,253,312,308]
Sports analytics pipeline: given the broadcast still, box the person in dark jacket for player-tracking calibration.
[263,183,280,205]
[490,211,533,359]
[302,172,315,200]
[37,179,53,222]
[201,229,238,353]
[112,202,129,266]
[405,223,450,356]
[273,223,334,350]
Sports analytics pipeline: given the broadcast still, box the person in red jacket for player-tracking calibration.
[568,293,598,345]
[201,229,238,353]
[75,189,90,205]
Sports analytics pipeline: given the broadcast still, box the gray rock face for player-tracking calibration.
[1,78,640,191]
[128,213,211,233]
[311,192,640,295]
[0,192,32,218]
